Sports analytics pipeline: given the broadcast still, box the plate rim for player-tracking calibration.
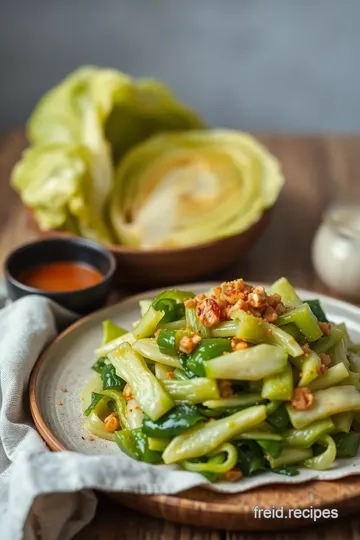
[29,282,360,524]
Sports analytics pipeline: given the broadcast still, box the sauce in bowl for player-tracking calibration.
[20,262,103,292]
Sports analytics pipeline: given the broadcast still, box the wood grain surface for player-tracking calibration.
[1,130,360,539]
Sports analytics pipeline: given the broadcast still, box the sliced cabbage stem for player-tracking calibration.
[181,443,238,474]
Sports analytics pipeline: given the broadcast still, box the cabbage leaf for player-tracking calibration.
[27,67,203,163]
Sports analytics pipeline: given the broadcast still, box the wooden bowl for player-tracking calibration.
[27,210,270,287]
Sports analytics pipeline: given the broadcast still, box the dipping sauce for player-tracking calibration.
[20,262,103,292]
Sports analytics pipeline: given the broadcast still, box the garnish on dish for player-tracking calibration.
[82,277,360,482]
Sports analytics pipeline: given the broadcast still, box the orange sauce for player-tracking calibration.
[20,262,103,292]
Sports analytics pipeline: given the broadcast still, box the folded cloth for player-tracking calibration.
[0,294,206,540]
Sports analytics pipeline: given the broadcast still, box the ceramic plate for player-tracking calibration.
[30,283,360,457]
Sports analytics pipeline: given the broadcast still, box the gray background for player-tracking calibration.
[1,0,359,131]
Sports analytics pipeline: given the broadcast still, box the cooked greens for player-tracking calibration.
[82,277,360,483]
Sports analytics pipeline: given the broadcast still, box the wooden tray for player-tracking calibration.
[110,478,360,530]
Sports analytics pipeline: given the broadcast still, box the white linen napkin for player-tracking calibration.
[0,293,207,540]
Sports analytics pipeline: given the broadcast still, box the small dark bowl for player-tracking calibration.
[4,238,116,314]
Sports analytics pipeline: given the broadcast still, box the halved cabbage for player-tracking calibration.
[109,130,284,248]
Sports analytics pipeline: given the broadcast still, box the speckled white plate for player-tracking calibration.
[30,282,360,459]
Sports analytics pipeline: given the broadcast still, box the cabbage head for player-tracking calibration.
[12,67,203,241]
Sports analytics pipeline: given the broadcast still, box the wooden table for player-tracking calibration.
[1,130,360,539]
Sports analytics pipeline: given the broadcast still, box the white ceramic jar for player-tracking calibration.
[312,204,360,300]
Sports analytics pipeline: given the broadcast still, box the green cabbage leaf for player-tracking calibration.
[11,141,114,243]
